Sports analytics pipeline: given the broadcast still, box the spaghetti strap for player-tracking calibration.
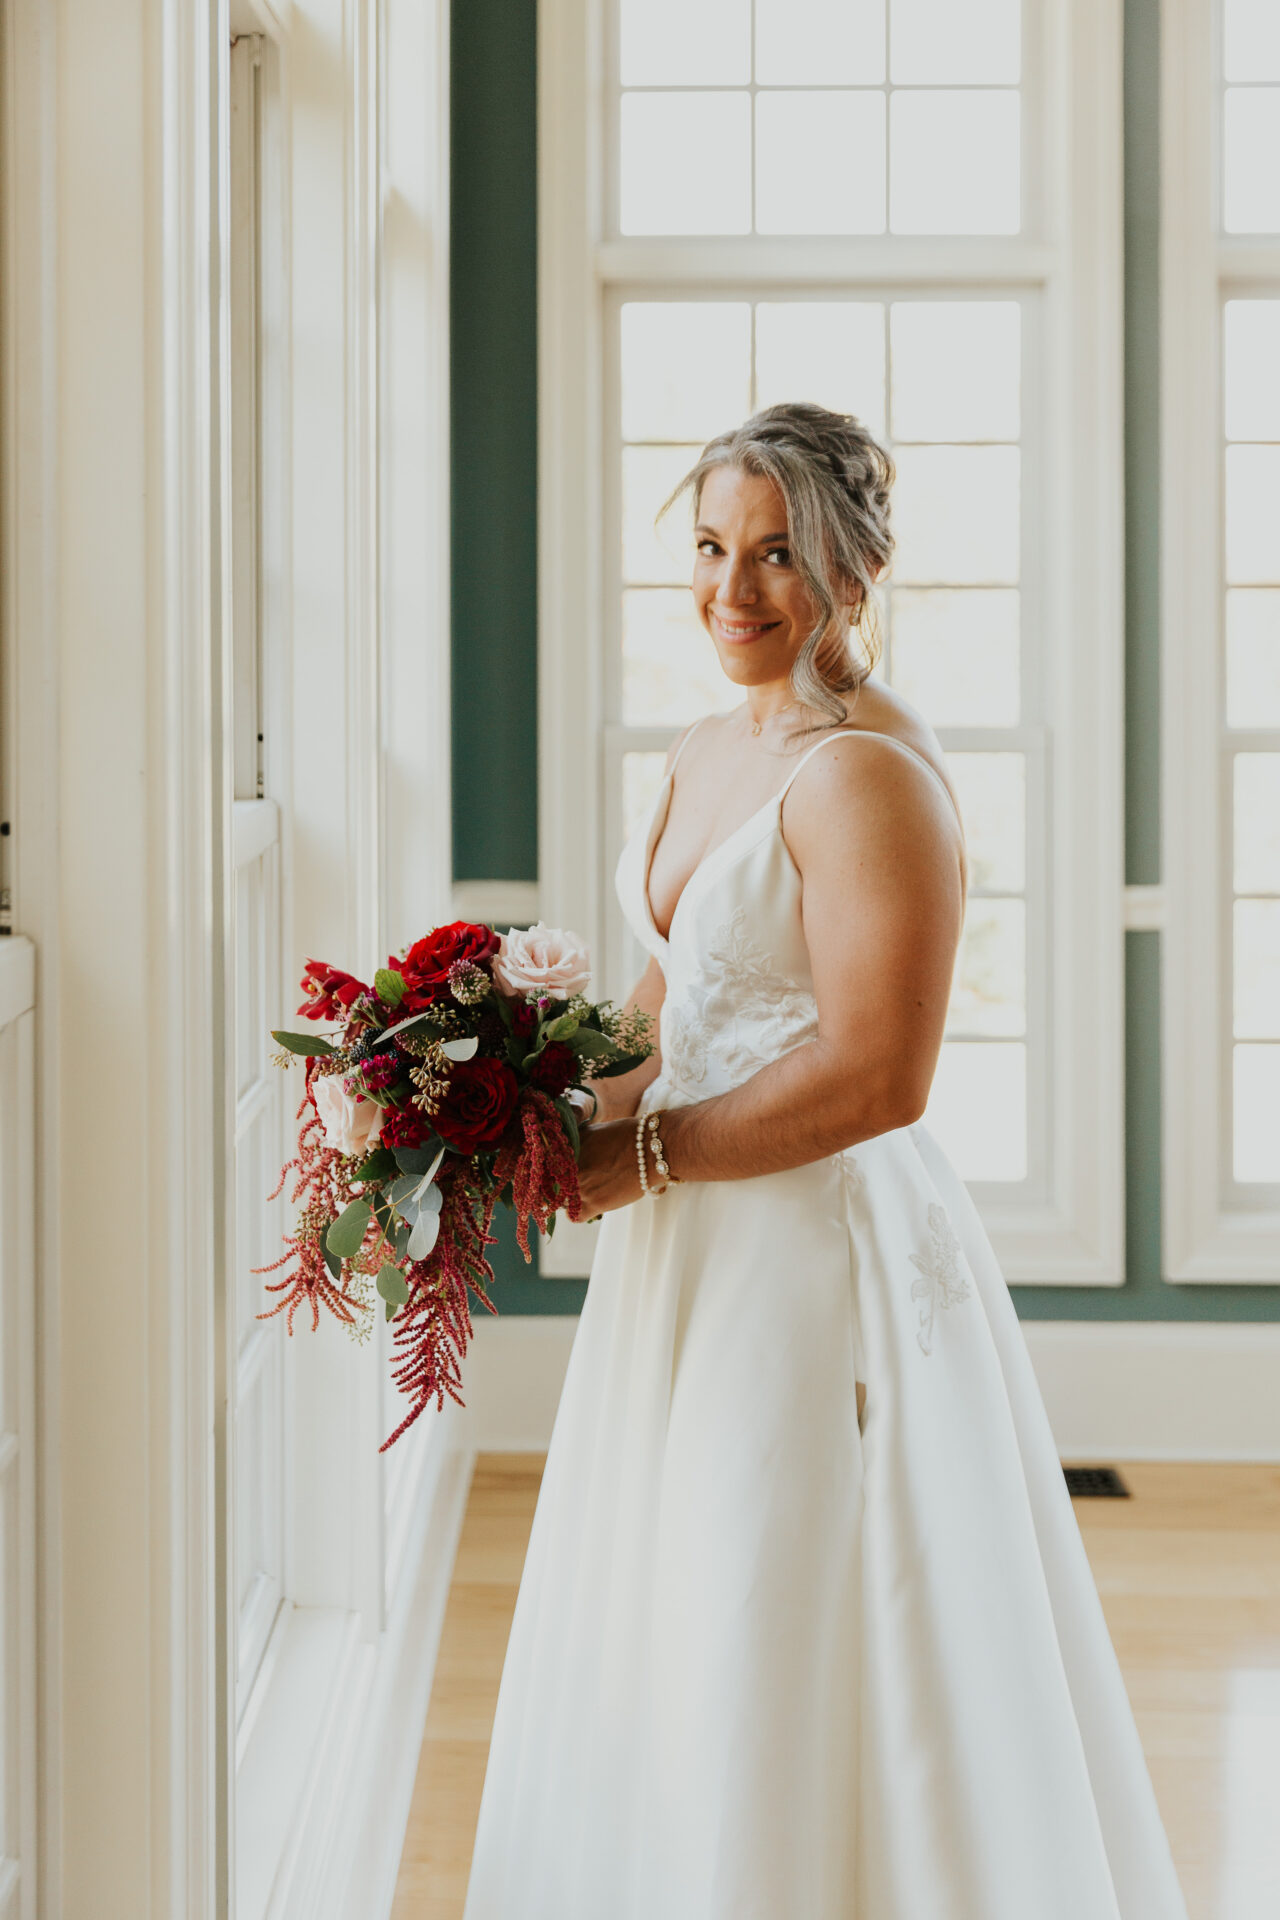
[776,725,964,835]
[667,715,710,779]
[775,729,852,801]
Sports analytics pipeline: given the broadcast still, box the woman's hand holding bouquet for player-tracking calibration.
[257,922,652,1447]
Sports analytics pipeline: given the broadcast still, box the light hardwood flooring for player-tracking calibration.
[391,1458,1280,1920]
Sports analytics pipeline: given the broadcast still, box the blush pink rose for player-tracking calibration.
[314,1073,384,1156]
[494,923,592,1001]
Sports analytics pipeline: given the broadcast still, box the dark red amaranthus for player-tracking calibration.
[381,1088,583,1450]
[257,1073,370,1332]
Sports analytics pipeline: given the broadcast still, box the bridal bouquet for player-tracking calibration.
[258,921,652,1447]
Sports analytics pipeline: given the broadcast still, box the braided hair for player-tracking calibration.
[660,402,895,730]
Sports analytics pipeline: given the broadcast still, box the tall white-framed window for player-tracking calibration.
[540,0,1126,1282]
[1163,0,1280,1279]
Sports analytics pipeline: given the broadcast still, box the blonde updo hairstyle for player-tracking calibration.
[661,401,895,730]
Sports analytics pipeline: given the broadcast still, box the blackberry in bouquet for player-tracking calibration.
[258,921,653,1447]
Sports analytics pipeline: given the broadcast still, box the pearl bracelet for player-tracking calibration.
[635,1109,680,1196]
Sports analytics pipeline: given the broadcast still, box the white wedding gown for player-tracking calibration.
[463,729,1187,1920]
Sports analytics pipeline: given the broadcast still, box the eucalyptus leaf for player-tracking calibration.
[552,1095,581,1158]
[326,1197,372,1258]
[393,1222,412,1261]
[351,1145,397,1185]
[544,1210,557,1240]
[384,1299,398,1322]
[440,1035,479,1062]
[323,1241,342,1282]
[408,1208,441,1261]
[271,1029,335,1058]
[591,1051,650,1080]
[545,1012,579,1041]
[378,1010,431,1045]
[567,1027,620,1060]
[376,1262,411,1307]
[374,967,406,1007]
[393,1140,445,1177]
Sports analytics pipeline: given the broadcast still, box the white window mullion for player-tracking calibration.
[1162,0,1280,1280]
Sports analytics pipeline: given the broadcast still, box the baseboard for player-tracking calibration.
[241,1400,475,1920]
[462,1314,1280,1463]
[1019,1321,1280,1462]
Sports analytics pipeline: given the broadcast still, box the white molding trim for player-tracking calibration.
[464,1313,1280,1463]
[451,880,542,927]
[1123,884,1168,931]
[1160,0,1280,1281]
[235,1408,471,1920]
[538,0,1128,1286]
[1020,1321,1280,1462]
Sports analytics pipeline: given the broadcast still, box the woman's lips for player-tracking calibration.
[711,612,782,643]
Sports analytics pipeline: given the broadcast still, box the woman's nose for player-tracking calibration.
[721,555,758,605]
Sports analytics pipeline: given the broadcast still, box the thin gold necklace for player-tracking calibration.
[749,698,800,737]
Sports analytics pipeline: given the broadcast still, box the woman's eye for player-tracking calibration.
[764,547,791,567]
[696,539,721,557]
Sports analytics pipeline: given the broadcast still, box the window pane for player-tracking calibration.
[925,1041,1027,1181]
[1234,755,1280,892]
[890,0,1020,84]
[1227,590,1280,728]
[754,91,886,234]
[1225,301,1280,441]
[622,589,726,724]
[623,751,670,841]
[947,752,1025,889]
[893,446,1020,584]
[621,302,752,441]
[890,589,1020,725]
[754,301,886,433]
[1223,89,1280,234]
[890,91,1020,234]
[1234,1044,1280,1182]
[1224,0,1280,80]
[623,446,700,584]
[1234,900,1280,1038]
[949,899,1025,1037]
[890,301,1021,442]
[755,0,885,85]
[620,92,752,235]
[620,0,751,85]
[1225,445,1280,583]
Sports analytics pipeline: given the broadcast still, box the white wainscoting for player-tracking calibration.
[0,941,37,1920]
[463,1313,1280,1464]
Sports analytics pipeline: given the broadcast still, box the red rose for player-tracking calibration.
[395,922,500,1014]
[298,959,368,1022]
[435,1058,519,1153]
[380,1105,432,1150]
[527,1042,578,1098]
[511,1000,538,1037]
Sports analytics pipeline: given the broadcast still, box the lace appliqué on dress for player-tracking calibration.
[661,1000,709,1097]
[700,907,819,1080]
[908,1202,971,1355]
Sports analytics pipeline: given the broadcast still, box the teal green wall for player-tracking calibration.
[451,0,1280,1321]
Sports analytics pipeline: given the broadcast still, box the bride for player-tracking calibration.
[463,403,1187,1919]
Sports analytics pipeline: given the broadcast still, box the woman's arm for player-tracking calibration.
[573,735,964,1213]
[589,953,666,1122]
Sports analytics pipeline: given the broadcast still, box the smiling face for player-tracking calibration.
[692,465,824,692]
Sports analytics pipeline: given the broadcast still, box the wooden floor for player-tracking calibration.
[390,1457,1280,1920]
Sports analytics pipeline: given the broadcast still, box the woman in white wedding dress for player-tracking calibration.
[463,404,1187,1919]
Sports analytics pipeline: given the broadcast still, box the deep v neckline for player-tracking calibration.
[641,773,780,948]
[638,720,964,947]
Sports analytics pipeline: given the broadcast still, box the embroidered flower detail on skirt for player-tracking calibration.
[661,1000,709,1094]
[909,1203,971,1355]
